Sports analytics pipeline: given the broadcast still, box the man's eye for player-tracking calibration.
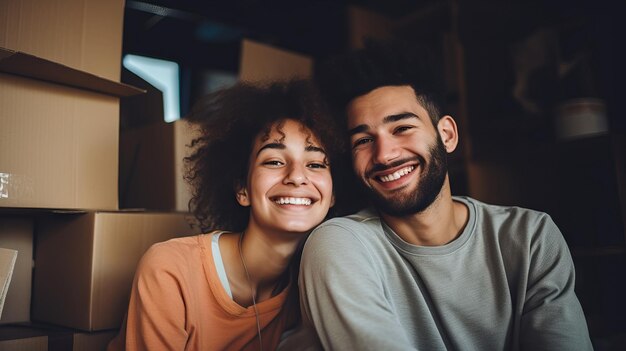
[353,137,372,148]
[394,126,413,134]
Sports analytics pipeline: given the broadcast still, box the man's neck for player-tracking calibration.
[380,183,469,246]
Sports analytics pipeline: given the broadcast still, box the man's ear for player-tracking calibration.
[235,184,250,207]
[437,115,459,154]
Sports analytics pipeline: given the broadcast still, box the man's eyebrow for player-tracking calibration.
[348,112,419,136]
[257,142,285,156]
[383,112,418,123]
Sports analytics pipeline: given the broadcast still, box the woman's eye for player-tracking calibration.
[307,162,328,169]
[263,160,284,167]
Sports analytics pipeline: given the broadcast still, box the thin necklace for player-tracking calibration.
[238,231,263,351]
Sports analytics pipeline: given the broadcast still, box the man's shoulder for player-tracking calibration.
[459,196,553,224]
[317,207,381,230]
[459,196,559,248]
[307,208,384,250]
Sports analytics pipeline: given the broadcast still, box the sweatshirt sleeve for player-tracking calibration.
[299,223,416,350]
[520,216,593,351]
[123,243,189,351]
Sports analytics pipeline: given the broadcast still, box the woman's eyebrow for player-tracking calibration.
[257,142,285,156]
[305,145,326,154]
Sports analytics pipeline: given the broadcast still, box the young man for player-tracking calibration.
[295,41,593,350]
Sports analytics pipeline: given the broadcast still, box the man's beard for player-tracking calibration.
[365,134,448,217]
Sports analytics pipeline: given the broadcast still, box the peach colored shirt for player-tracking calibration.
[108,233,290,351]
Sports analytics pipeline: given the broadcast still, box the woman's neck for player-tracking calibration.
[220,225,305,306]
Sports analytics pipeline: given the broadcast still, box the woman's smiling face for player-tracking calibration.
[237,119,334,235]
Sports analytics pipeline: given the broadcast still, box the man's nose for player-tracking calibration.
[373,137,400,165]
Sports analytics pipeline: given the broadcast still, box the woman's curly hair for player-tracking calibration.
[184,79,349,233]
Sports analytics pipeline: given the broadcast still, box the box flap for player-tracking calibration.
[0,47,145,98]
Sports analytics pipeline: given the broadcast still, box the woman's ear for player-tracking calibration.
[437,115,459,154]
[235,184,250,207]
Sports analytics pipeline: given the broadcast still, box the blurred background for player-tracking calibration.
[0,0,624,349]
[123,0,626,344]
[122,0,625,347]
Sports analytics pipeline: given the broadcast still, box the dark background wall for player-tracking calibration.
[121,0,626,348]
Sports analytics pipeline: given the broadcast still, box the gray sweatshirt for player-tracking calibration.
[293,196,593,350]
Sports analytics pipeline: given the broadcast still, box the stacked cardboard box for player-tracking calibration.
[0,324,117,351]
[0,46,147,336]
[0,48,138,211]
[0,218,33,325]
[0,5,315,346]
[32,212,196,331]
[0,0,199,347]
[0,0,125,81]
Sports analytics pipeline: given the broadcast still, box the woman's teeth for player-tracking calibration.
[379,166,415,183]
[275,197,312,205]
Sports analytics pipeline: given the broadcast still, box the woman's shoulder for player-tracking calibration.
[138,234,206,271]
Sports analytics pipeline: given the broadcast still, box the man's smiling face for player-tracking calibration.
[347,85,448,216]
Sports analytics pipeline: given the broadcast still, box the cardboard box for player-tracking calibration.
[0,248,18,320]
[0,325,67,351]
[239,39,313,81]
[0,217,34,324]
[0,337,47,351]
[0,0,125,81]
[0,324,115,351]
[0,48,143,211]
[32,211,197,331]
[119,120,199,212]
[73,330,117,351]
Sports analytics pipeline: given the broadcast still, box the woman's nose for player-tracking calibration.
[283,164,309,186]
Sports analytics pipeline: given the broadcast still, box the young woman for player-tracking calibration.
[108,80,343,350]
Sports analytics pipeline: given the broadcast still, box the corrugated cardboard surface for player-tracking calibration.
[239,39,313,82]
[73,330,117,351]
[0,335,47,351]
[0,73,119,210]
[0,325,114,351]
[0,0,125,81]
[0,217,33,324]
[32,211,197,331]
[119,120,198,212]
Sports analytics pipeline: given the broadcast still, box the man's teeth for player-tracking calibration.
[379,166,415,183]
[275,197,312,205]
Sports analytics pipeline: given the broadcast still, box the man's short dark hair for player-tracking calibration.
[315,39,446,129]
